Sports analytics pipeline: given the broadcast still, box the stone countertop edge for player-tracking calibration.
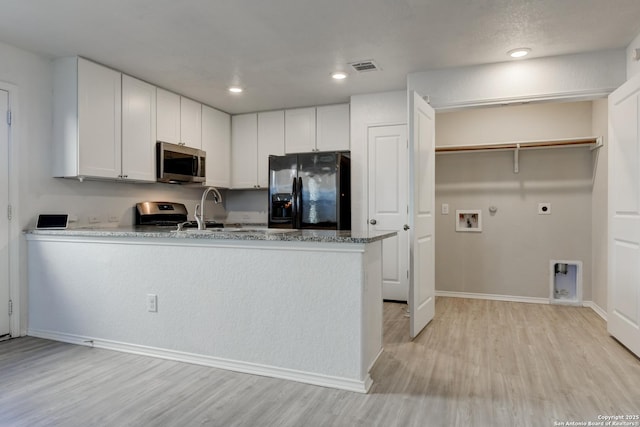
[24,228,397,244]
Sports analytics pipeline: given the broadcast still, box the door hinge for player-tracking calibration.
[6,110,11,126]
[8,300,13,316]
[7,204,12,221]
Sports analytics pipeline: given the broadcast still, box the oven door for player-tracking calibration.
[157,142,206,183]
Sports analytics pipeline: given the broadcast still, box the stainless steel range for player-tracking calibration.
[135,202,223,229]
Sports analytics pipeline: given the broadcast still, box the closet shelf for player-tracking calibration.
[435,137,602,174]
[435,137,602,153]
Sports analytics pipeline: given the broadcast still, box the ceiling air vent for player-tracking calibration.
[349,60,380,73]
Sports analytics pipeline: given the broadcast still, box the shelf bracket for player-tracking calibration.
[591,136,604,151]
[514,143,520,174]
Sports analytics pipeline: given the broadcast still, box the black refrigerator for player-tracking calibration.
[268,152,351,230]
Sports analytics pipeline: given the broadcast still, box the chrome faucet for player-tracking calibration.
[194,186,223,230]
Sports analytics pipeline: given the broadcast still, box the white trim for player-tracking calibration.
[0,81,20,337]
[432,89,614,112]
[367,348,384,373]
[436,290,549,305]
[28,329,372,394]
[583,301,607,321]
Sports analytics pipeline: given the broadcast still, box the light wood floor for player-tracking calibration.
[2,298,640,427]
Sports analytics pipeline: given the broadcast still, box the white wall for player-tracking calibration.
[435,102,595,300]
[349,91,406,232]
[0,41,218,334]
[626,31,640,79]
[436,102,594,146]
[408,50,626,110]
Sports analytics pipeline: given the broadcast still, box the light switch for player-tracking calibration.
[441,203,449,215]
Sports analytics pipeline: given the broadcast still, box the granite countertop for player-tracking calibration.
[25,226,397,244]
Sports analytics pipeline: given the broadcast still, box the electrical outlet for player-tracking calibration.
[147,294,158,312]
[108,215,119,223]
[88,215,100,224]
[538,203,551,215]
[441,203,449,215]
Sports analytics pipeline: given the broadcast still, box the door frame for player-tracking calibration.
[0,81,21,338]
[405,87,611,324]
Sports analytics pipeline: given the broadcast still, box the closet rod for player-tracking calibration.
[435,137,600,153]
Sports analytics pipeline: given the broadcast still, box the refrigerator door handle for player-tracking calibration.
[296,177,303,228]
[291,177,298,228]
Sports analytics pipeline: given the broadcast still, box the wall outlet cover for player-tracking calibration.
[441,203,449,215]
[147,294,158,312]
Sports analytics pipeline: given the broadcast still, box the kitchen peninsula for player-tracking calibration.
[25,228,395,393]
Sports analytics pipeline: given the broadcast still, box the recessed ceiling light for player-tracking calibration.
[228,86,243,93]
[331,71,348,80]
[508,48,531,58]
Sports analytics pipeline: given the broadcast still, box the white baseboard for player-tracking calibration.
[583,301,607,321]
[436,290,549,305]
[436,290,608,321]
[27,329,372,394]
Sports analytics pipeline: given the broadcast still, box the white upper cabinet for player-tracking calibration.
[53,57,122,180]
[180,97,202,149]
[231,113,258,189]
[231,111,285,189]
[284,104,350,153]
[285,107,316,153]
[202,104,231,188]
[316,104,350,151]
[156,88,181,145]
[156,88,202,149]
[257,111,285,188]
[121,75,157,182]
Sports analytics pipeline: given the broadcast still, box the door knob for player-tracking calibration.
[369,219,377,225]
[403,224,410,230]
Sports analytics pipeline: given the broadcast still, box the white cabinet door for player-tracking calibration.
[608,72,640,358]
[180,97,202,149]
[156,88,181,144]
[77,58,122,179]
[257,111,285,188]
[285,107,316,153]
[202,104,231,188]
[368,125,409,301]
[317,104,350,152]
[231,113,258,188]
[122,75,156,182]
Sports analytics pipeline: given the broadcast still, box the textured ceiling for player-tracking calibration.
[1,0,640,114]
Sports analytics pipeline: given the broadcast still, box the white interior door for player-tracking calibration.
[409,91,435,339]
[0,89,10,338]
[368,125,409,301]
[608,72,640,358]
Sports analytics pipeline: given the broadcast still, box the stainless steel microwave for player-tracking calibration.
[156,141,206,183]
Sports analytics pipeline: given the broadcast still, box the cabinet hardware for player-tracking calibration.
[403,224,410,230]
[369,219,377,225]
